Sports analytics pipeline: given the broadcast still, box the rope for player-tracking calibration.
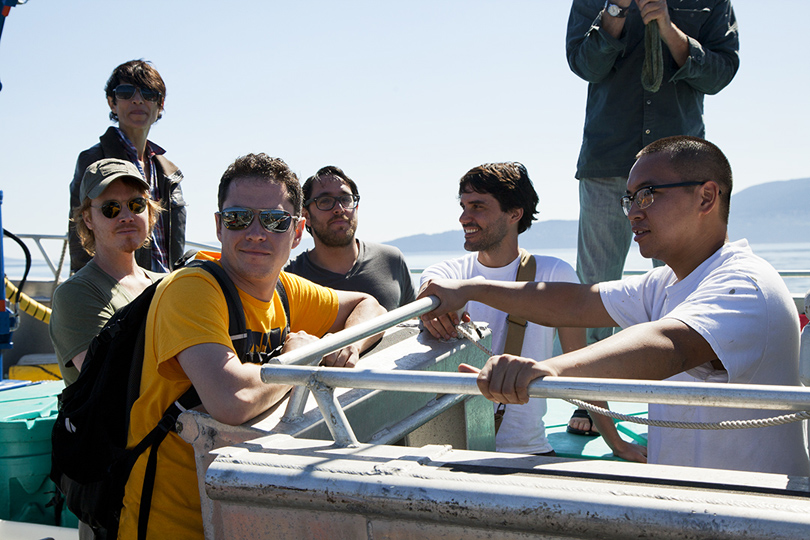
[456,322,810,430]
[641,22,663,93]
[567,398,810,430]
[53,235,69,294]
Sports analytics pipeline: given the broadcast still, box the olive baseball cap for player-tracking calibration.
[80,158,149,201]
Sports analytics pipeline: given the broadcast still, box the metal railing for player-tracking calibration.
[262,363,810,448]
[266,296,440,426]
[264,296,440,369]
[260,301,810,447]
[5,232,809,296]
[3,234,219,281]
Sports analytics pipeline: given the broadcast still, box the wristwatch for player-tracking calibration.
[604,1,629,18]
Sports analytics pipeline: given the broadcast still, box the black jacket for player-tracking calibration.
[68,127,187,273]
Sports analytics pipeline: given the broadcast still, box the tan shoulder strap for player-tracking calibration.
[503,249,535,356]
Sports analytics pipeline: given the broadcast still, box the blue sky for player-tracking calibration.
[0,0,807,250]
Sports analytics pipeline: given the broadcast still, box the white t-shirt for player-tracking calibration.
[421,252,579,454]
[600,239,809,476]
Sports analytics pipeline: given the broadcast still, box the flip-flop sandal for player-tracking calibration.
[566,408,600,437]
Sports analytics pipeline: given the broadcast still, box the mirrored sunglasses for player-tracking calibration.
[93,197,148,219]
[113,84,162,103]
[218,207,297,233]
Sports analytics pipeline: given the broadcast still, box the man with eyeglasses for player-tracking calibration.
[117,154,386,540]
[419,162,588,458]
[68,59,186,274]
[419,137,809,476]
[285,166,415,311]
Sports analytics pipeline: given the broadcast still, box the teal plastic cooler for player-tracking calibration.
[0,381,77,527]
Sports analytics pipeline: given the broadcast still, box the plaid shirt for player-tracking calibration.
[115,128,170,272]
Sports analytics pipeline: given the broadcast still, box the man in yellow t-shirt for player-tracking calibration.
[118,153,386,540]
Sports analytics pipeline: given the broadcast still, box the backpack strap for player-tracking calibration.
[172,249,199,270]
[135,389,199,540]
[188,260,248,360]
[495,250,536,436]
[274,278,291,349]
[187,260,291,362]
[503,249,536,356]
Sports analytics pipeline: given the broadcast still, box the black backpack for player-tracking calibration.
[50,260,290,540]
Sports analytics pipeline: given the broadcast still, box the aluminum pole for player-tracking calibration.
[260,365,810,411]
[261,296,441,373]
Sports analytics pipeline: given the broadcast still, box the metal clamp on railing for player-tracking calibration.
[265,295,441,426]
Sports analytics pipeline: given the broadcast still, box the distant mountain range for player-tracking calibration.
[385,177,810,252]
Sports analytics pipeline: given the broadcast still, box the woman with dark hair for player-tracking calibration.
[68,59,186,273]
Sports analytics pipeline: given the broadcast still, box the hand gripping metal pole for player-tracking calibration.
[263,296,441,374]
[269,296,441,422]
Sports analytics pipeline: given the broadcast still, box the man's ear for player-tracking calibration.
[698,181,720,215]
[83,210,94,231]
[301,207,313,235]
[509,207,524,225]
[291,216,306,249]
[214,212,222,243]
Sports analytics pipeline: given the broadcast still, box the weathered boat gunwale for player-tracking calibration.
[205,437,810,540]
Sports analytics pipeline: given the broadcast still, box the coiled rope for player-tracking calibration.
[455,322,810,430]
[641,22,663,93]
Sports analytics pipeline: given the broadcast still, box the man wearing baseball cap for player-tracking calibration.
[51,157,163,386]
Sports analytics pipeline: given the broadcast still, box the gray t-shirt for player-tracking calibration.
[49,259,161,386]
[285,240,415,311]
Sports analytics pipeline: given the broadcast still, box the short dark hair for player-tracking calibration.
[458,162,539,234]
[217,153,303,215]
[105,60,166,123]
[636,136,733,223]
[302,165,359,202]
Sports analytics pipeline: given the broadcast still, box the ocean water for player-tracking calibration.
[405,242,810,296]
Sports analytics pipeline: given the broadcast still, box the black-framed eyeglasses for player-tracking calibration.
[621,181,707,216]
[113,84,162,103]
[92,197,148,219]
[217,207,298,233]
[304,194,360,212]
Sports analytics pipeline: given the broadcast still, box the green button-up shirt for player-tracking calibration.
[567,0,740,179]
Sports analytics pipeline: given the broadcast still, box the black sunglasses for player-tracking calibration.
[93,197,148,219]
[218,207,298,233]
[113,84,162,103]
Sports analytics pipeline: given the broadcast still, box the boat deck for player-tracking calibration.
[543,399,648,459]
